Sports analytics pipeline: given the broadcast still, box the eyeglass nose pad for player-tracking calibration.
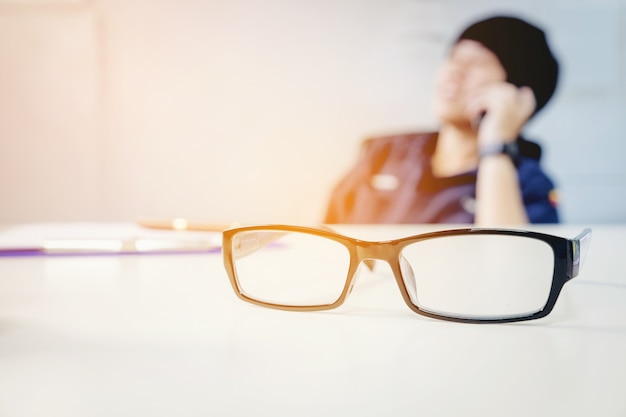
[347,263,364,295]
[399,253,418,302]
[364,259,376,271]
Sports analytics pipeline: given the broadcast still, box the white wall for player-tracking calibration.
[0,3,101,221]
[1,0,624,224]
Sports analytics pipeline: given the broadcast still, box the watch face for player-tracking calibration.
[504,142,519,157]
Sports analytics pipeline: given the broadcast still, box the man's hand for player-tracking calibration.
[467,83,536,145]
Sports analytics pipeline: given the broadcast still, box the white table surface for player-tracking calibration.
[0,224,625,417]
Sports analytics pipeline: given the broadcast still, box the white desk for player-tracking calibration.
[0,224,625,417]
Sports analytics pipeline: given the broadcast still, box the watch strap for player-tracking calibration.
[479,142,520,166]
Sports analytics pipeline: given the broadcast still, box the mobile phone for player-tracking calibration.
[472,111,486,130]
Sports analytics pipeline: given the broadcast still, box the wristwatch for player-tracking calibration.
[479,141,520,166]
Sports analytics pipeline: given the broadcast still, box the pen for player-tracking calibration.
[137,217,239,232]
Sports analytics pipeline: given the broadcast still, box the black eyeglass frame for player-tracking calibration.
[222,225,591,324]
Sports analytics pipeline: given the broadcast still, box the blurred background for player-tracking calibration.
[0,0,624,225]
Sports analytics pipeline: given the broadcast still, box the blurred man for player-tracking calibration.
[325,16,560,225]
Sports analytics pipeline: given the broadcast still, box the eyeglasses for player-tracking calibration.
[222,225,591,324]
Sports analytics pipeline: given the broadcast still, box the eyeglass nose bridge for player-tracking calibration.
[354,241,418,305]
[355,240,398,263]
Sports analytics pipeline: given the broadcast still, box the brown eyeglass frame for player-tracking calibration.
[222,225,591,324]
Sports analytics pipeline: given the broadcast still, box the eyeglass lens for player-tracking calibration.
[401,235,554,320]
[232,231,351,306]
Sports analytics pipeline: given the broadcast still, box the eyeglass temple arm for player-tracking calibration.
[233,224,337,259]
[232,225,338,260]
[570,228,592,279]
[231,231,288,260]
[232,225,378,271]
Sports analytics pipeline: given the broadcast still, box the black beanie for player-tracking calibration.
[457,16,559,115]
